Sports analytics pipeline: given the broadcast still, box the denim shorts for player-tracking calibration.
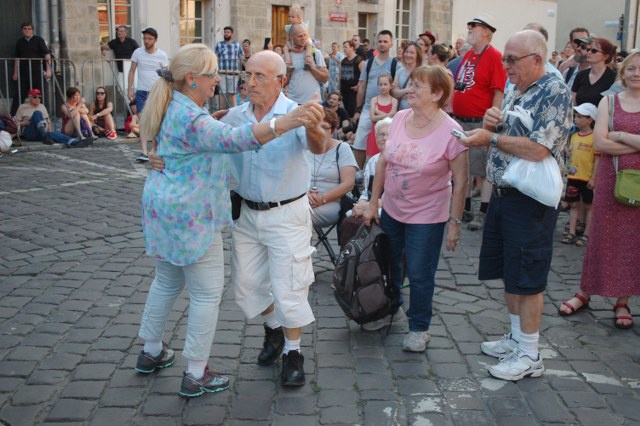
[478,189,559,295]
[135,90,149,113]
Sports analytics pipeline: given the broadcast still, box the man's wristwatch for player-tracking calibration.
[489,133,500,149]
[449,217,462,224]
[269,117,283,138]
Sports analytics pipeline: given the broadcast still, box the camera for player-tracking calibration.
[454,81,467,91]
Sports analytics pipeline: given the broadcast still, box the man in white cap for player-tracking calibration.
[451,13,507,232]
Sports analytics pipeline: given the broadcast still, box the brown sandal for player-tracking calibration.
[559,293,590,316]
[613,303,633,330]
[561,233,577,244]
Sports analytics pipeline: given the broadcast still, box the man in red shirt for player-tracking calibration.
[452,14,506,230]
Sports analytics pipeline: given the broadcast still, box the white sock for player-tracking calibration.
[143,341,163,356]
[283,337,300,354]
[263,310,281,330]
[518,331,540,360]
[186,360,208,379]
[509,314,521,343]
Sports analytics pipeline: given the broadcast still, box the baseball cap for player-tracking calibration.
[467,14,497,33]
[142,27,158,38]
[27,88,41,96]
[573,36,593,45]
[573,103,598,120]
[418,31,436,45]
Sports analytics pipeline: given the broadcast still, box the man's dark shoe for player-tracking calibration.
[257,324,284,366]
[179,366,230,398]
[281,350,305,386]
[41,136,54,145]
[135,342,175,373]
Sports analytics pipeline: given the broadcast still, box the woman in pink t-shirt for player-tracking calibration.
[364,65,469,352]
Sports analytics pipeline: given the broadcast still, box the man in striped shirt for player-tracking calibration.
[215,26,243,108]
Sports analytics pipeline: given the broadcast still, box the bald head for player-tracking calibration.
[503,30,547,91]
[250,50,286,76]
[290,24,310,49]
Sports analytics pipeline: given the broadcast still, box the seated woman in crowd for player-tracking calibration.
[61,86,97,143]
[306,108,357,228]
[89,86,117,139]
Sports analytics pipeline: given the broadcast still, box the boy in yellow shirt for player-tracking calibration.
[561,103,598,247]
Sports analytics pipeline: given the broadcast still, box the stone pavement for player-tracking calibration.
[0,141,639,426]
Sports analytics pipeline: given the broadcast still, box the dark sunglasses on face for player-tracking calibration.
[586,48,601,54]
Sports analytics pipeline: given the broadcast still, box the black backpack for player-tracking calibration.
[332,222,397,325]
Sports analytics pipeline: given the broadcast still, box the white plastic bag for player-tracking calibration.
[502,155,563,207]
[0,130,12,153]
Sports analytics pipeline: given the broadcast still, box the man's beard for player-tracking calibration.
[224,35,231,41]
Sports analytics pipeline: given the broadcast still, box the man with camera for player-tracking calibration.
[451,14,507,231]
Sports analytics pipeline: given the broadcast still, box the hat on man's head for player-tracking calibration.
[142,27,158,38]
[573,36,593,45]
[418,31,436,45]
[27,88,41,96]
[467,14,497,33]
[573,103,598,121]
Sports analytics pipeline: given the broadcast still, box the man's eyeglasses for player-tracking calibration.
[576,44,588,50]
[240,72,282,83]
[501,53,537,65]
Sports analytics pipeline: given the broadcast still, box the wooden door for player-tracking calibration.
[272,6,289,48]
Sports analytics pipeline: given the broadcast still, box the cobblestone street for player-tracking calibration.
[1,141,639,425]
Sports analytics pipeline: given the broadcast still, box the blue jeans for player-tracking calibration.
[138,235,224,361]
[381,210,445,332]
[21,111,48,141]
[22,111,75,145]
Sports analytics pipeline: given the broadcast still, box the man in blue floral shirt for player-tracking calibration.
[459,30,572,382]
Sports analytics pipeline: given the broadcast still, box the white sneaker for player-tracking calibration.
[402,331,430,352]
[488,349,544,381]
[481,333,518,358]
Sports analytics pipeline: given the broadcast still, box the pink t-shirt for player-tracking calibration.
[382,108,467,224]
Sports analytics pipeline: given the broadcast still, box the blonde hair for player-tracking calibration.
[289,4,304,23]
[618,50,640,88]
[141,43,218,139]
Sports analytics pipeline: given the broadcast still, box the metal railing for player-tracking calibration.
[0,57,76,125]
[0,57,244,131]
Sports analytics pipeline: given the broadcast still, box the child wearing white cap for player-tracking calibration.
[561,102,598,247]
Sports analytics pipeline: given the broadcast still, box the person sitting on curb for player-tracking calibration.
[14,88,83,147]
[61,87,97,145]
[89,86,117,139]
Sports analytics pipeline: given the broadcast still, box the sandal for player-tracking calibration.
[575,235,588,247]
[561,233,577,244]
[576,220,586,236]
[559,293,590,316]
[613,303,633,329]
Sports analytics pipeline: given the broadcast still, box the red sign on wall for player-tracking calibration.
[329,12,348,22]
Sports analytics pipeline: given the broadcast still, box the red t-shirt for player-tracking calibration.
[452,44,506,118]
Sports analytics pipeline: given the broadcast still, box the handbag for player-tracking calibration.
[608,95,640,207]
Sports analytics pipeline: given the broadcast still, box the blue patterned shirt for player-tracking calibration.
[487,73,573,188]
[214,40,243,71]
[142,91,260,266]
[223,92,310,202]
